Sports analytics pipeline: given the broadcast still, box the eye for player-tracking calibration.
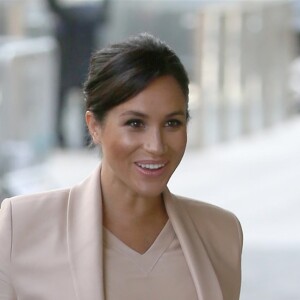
[165,119,182,128]
[125,119,145,128]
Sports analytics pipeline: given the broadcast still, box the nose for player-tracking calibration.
[144,127,167,155]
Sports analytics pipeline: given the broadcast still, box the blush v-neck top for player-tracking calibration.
[103,220,198,300]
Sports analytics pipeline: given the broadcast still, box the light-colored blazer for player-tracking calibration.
[0,166,243,300]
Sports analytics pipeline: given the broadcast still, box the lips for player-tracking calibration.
[135,160,168,176]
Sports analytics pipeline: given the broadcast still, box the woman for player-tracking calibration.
[0,33,243,300]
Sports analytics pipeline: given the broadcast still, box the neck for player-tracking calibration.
[102,185,166,221]
[100,167,169,254]
[100,171,168,227]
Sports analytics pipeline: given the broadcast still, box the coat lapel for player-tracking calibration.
[164,188,223,300]
[65,165,223,300]
[67,165,105,300]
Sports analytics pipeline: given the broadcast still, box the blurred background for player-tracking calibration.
[0,0,300,299]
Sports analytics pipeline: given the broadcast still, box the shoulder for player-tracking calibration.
[0,165,101,217]
[5,188,70,205]
[173,194,243,247]
[1,188,71,219]
[170,195,243,298]
[174,194,238,221]
[0,189,72,251]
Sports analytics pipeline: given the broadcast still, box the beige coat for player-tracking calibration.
[0,166,243,300]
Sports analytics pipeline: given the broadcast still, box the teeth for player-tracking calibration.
[137,163,165,170]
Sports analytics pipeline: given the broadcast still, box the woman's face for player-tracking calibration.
[87,75,188,199]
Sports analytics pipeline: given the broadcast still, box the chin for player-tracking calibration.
[134,184,166,199]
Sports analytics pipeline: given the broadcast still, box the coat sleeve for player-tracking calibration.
[0,199,17,300]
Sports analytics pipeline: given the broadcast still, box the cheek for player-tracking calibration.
[102,131,140,159]
[165,132,187,162]
[173,130,187,151]
[178,137,187,156]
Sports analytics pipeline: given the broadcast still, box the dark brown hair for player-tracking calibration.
[83,33,190,123]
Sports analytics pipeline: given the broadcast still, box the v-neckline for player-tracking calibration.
[103,220,175,274]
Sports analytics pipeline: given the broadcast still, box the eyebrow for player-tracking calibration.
[120,110,186,118]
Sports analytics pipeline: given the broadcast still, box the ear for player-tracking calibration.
[85,111,102,144]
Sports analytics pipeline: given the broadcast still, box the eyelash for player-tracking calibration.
[124,119,183,129]
[165,119,182,128]
[125,119,145,128]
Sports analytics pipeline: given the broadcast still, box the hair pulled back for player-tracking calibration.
[84,33,189,123]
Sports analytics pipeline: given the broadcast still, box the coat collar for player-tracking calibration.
[67,165,222,300]
[67,165,105,300]
[164,189,223,300]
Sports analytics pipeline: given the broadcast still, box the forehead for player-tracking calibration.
[111,76,186,116]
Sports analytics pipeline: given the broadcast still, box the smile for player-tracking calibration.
[136,163,165,170]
